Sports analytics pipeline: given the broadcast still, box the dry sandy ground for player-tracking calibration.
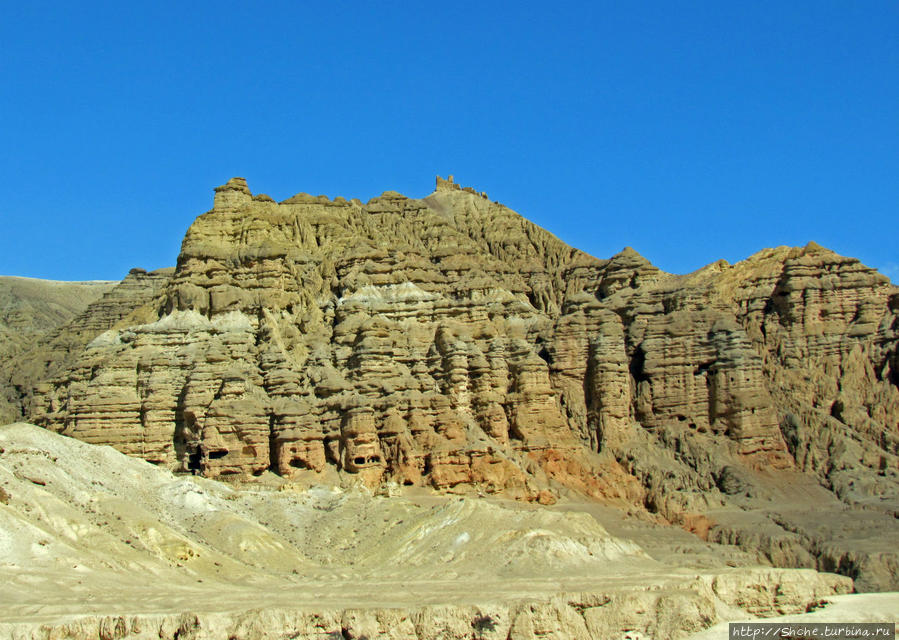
[690,592,899,639]
[0,423,890,639]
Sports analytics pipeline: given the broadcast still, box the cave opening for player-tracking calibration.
[187,449,202,472]
[629,348,649,383]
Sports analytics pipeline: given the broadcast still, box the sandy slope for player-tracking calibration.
[0,423,867,639]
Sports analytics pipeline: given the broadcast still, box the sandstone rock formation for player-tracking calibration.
[0,269,172,424]
[0,276,117,423]
[19,176,899,589]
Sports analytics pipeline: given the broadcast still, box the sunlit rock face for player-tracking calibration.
[0,270,172,424]
[32,177,899,513]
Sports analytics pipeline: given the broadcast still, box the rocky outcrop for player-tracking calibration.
[0,276,118,423]
[35,178,610,497]
[0,269,172,424]
[0,276,116,345]
[26,177,899,588]
[0,574,850,640]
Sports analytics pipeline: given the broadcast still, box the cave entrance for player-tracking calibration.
[187,449,202,473]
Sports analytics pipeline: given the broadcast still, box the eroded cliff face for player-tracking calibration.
[0,276,121,424]
[34,178,618,496]
[29,177,899,585]
[0,269,173,425]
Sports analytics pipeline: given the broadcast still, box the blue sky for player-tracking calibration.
[1,1,896,282]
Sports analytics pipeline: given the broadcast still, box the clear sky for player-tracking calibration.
[1,1,897,282]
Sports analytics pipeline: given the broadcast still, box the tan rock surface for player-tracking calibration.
[0,423,854,640]
[690,592,899,640]
[0,276,116,343]
[0,269,172,426]
[17,176,899,590]
[0,276,117,423]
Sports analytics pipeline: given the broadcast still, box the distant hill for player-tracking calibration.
[0,270,172,424]
[0,276,116,422]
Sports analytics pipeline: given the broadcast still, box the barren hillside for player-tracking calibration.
[4,176,898,596]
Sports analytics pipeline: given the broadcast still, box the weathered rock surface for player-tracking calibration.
[0,423,854,640]
[693,591,899,640]
[0,269,172,424]
[19,177,899,589]
[0,277,115,345]
[0,579,857,640]
[0,277,117,423]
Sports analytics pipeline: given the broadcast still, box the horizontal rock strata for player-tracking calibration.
[0,277,118,423]
[1,269,172,424]
[25,177,899,588]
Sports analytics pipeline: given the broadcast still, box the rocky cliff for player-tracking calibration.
[23,176,899,588]
[0,276,118,423]
[0,270,172,424]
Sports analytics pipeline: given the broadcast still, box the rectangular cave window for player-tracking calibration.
[354,456,366,465]
[208,450,228,459]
